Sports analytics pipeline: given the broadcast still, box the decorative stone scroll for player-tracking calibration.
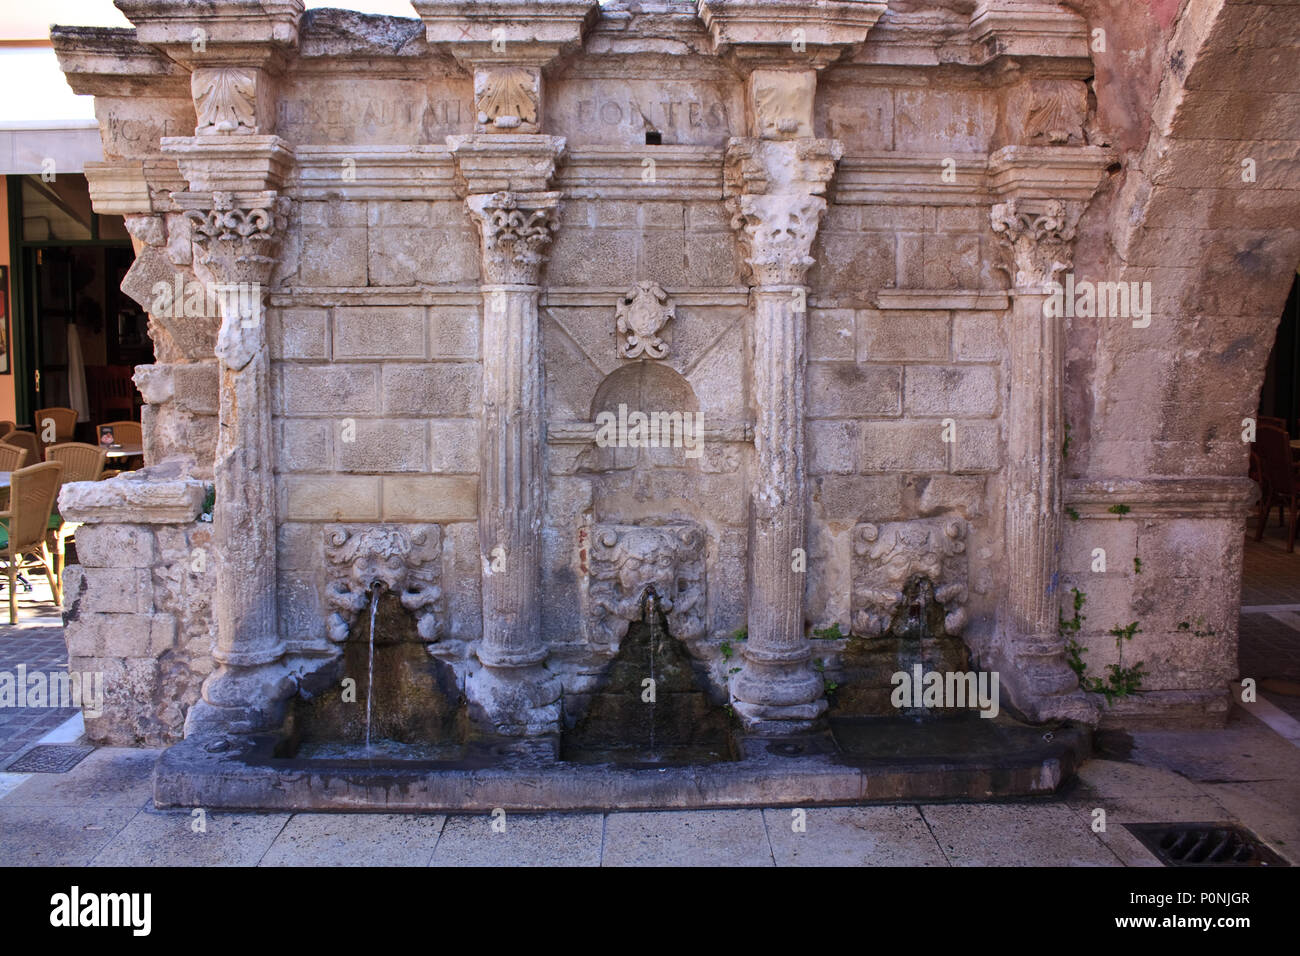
[581,522,707,647]
[323,525,445,643]
[616,281,674,359]
[851,518,969,638]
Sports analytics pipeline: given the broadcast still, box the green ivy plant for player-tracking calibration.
[812,622,844,640]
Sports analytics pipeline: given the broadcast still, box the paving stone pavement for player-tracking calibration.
[2,537,1297,866]
[0,701,1294,867]
[0,579,77,769]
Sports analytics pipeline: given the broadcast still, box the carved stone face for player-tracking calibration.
[351,551,407,593]
[616,532,677,599]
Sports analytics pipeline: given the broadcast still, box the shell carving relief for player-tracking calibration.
[475,67,539,130]
[616,281,675,359]
[192,67,258,134]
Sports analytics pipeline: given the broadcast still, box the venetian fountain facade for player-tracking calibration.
[47,0,1292,808]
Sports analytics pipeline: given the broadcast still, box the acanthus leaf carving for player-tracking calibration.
[989,197,1080,289]
[324,524,445,644]
[466,190,560,285]
[616,281,674,359]
[851,517,969,639]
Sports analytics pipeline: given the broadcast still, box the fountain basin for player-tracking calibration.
[153,717,1090,811]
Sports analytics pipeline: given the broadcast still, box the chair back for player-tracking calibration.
[87,365,137,421]
[46,442,106,484]
[0,443,28,473]
[33,407,77,445]
[0,420,13,437]
[1256,424,1296,496]
[5,462,62,553]
[102,420,142,447]
[2,429,42,464]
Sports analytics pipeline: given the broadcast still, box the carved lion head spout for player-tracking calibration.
[583,522,708,647]
[852,517,969,639]
[323,525,444,644]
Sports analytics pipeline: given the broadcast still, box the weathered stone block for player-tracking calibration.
[950,421,1002,473]
[73,524,155,568]
[272,308,329,360]
[381,363,480,416]
[298,201,368,287]
[811,475,904,522]
[282,475,382,521]
[337,419,428,473]
[281,365,379,416]
[808,419,860,474]
[860,311,949,362]
[430,307,480,360]
[366,200,479,286]
[428,419,479,473]
[808,308,856,361]
[905,366,999,417]
[380,476,478,521]
[860,421,948,472]
[952,312,1005,362]
[808,364,901,417]
[277,418,331,473]
[75,568,154,615]
[172,364,220,415]
[334,306,426,359]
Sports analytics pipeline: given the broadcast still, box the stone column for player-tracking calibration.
[451,139,565,736]
[989,197,1094,723]
[726,137,841,733]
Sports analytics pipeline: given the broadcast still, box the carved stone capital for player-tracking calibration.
[725,138,842,286]
[989,197,1081,290]
[174,190,287,369]
[465,191,561,286]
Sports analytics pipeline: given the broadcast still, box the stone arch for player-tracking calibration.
[1055,0,1300,726]
[590,361,701,420]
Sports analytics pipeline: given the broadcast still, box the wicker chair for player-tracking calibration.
[0,461,63,623]
[0,443,29,473]
[34,407,77,448]
[1,429,41,465]
[44,442,106,583]
[101,420,142,446]
[99,420,144,478]
[0,421,14,438]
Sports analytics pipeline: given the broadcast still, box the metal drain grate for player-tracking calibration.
[5,744,95,774]
[1124,823,1289,867]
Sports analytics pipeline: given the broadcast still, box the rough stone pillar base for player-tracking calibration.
[184,663,298,737]
[466,664,562,737]
[732,650,827,734]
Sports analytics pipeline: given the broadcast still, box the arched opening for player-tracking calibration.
[1242,271,1300,724]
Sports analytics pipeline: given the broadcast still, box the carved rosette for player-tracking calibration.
[989,198,1080,290]
[616,281,675,359]
[851,517,970,639]
[465,190,560,285]
[323,525,445,644]
[581,523,707,647]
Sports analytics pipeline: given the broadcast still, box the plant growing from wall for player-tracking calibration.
[1177,618,1216,638]
[1108,503,1131,517]
[1066,506,1080,521]
[812,622,844,639]
[1060,587,1088,679]
[200,486,215,522]
[1083,621,1145,704]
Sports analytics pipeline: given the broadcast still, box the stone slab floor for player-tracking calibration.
[1,529,1297,866]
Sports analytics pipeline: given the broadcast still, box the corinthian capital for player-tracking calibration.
[725,137,842,287]
[466,191,560,285]
[989,198,1081,290]
[176,190,288,370]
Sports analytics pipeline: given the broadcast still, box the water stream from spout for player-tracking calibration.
[646,589,658,760]
[366,587,379,750]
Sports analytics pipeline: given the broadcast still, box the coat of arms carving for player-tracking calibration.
[616,281,675,359]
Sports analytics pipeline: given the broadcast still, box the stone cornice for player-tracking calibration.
[987,145,1116,202]
[414,0,601,68]
[969,0,1091,64]
[1065,477,1258,519]
[448,134,565,194]
[161,134,294,193]
[84,160,153,217]
[875,289,1010,312]
[289,145,458,200]
[58,468,208,525]
[116,0,304,69]
[50,25,191,97]
[835,153,989,205]
[558,146,724,199]
[696,0,887,68]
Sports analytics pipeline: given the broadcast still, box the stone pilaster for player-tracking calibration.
[451,139,565,736]
[989,196,1095,723]
[726,137,841,733]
